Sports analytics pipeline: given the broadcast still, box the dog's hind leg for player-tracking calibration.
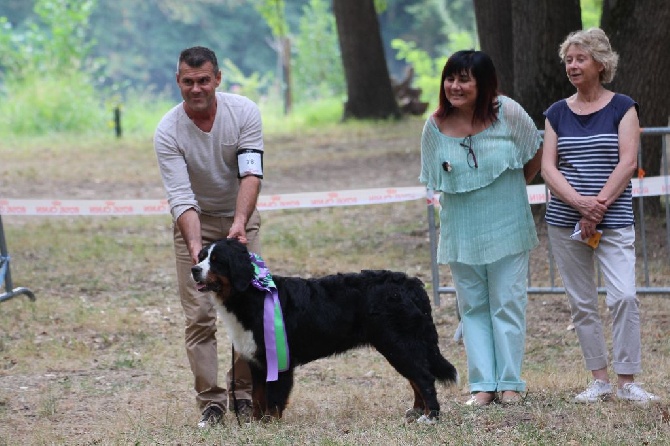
[408,376,440,422]
[375,345,442,423]
[404,381,428,422]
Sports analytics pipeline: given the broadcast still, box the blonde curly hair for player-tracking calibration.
[559,28,619,83]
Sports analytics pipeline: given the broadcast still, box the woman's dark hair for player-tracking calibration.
[178,46,219,73]
[435,50,499,124]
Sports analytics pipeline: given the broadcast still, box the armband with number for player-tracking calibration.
[237,149,264,179]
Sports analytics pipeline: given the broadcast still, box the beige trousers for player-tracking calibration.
[548,224,641,375]
[173,210,261,410]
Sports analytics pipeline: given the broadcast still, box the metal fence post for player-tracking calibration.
[0,214,36,303]
[428,127,670,299]
[426,188,441,306]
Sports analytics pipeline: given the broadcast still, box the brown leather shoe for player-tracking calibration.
[464,391,496,406]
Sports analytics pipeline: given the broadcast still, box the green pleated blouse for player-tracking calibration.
[419,96,541,265]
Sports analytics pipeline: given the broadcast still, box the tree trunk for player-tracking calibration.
[473,0,514,97]
[602,0,670,216]
[510,0,581,127]
[474,0,581,126]
[332,0,400,120]
[281,37,292,115]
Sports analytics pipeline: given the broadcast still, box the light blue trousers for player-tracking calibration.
[450,251,529,393]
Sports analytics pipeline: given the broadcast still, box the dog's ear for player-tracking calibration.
[213,238,255,292]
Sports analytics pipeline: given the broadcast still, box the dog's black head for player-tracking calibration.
[191,238,256,297]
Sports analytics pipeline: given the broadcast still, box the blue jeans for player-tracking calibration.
[451,251,529,393]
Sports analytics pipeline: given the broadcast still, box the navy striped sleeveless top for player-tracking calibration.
[544,93,638,228]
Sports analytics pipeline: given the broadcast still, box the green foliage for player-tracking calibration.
[0,0,105,135]
[0,0,480,136]
[87,0,283,103]
[219,58,273,103]
[0,0,98,80]
[391,39,441,111]
[154,0,247,25]
[386,0,476,106]
[404,0,477,56]
[374,0,388,13]
[260,97,344,134]
[0,73,107,135]
[447,30,477,53]
[581,0,603,28]
[33,0,98,71]
[292,0,345,102]
[254,0,287,37]
[111,87,175,136]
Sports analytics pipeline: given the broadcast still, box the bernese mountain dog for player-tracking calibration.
[191,238,458,424]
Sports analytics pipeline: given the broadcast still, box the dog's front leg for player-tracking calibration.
[265,369,295,420]
[251,380,283,422]
[251,380,266,421]
[249,367,267,421]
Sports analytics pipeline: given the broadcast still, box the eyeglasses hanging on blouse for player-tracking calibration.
[460,135,478,169]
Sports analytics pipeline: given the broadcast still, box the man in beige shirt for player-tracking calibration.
[154,46,264,427]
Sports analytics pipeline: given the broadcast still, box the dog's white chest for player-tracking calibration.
[215,305,257,361]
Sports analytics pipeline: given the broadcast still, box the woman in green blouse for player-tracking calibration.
[420,50,542,406]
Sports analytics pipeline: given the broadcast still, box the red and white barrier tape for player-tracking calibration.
[0,187,425,216]
[428,175,670,207]
[526,175,670,205]
[1,177,668,216]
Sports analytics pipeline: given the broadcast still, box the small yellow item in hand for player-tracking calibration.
[570,223,602,249]
[584,231,601,249]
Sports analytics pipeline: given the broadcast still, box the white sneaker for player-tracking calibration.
[574,379,613,403]
[617,383,661,405]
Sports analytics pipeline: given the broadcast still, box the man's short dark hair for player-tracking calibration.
[178,46,219,73]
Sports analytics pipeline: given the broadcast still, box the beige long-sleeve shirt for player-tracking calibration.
[154,92,264,221]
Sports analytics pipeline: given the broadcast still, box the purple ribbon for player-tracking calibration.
[250,253,289,381]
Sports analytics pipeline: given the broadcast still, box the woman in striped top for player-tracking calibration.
[542,28,659,405]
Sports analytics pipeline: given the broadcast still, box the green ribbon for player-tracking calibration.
[250,252,289,381]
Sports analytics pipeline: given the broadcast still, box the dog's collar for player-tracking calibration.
[249,252,290,381]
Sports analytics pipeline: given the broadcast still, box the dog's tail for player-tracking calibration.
[430,348,459,385]
[402,274,459,385]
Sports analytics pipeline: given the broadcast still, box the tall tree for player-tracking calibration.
[472,0,513,96]
[511,0,582,126]
[602,0,670,211]
[474,0,581,126]
[332,0,400,120]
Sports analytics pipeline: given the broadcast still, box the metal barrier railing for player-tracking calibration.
[0,214,36,303]
[427,127,670,305]
[2,129,667,306]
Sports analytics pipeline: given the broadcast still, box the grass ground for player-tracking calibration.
[1,118,669,445]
